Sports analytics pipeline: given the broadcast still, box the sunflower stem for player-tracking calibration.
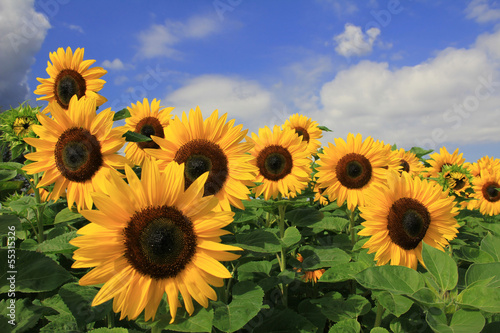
[151,325,162,333]
[374,300,385,327]
[349,209,356,246]
[278,204,288,307]
[28,146,45,244]
[107,312,115,328]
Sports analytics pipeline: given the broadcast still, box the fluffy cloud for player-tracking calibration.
[0,0,50,109]
[102,58,126,70]
[334,23,381,57]
[164,75,275,132]
[137,15,220,59]
[465,0,500,23]
[315,29,500,150]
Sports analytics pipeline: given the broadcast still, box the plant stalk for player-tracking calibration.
[374,300,385,327]
[278,204,288,307]
[349,209,356,246]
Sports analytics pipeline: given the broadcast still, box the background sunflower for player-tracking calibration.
[425,147,465,178]
[472,166,500,216]
[282,114,323,157]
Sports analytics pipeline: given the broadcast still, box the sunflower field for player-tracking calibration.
[1,47,500,333]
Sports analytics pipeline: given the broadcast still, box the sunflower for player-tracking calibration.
[425,147,465,178]
[466,156,500,178]
[70,159,241,322]
[22,96,128,211]
[34,47,107,112]
[247,125,310,200]
[294,253,325,283]
[471,166,500,216]
[313,183,328,206]
[0,103,40,152]
[358,171,459,269]
[440,165,472,196]
[123,98,174,166]
[146,107,257,211]
[393,148,425,177]
[316,133,393,211]
[376,141,402,173]
[282,114,323,156]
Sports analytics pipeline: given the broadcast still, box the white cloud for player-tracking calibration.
[114,75,129,85]
[164,75,275,132]
[465,0,500,23]
[102,58,125,70]
[315,29,500,149]
[0,0,50,109]
[67,24,83,33]
[137,14,220,59]
[334,23,381,57]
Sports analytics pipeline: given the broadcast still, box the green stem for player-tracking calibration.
[28,146,45,244]
[277,204,288,307]
[374,300,385,327]
[151,326,162,333]
[107,312,115,328]
[349,209,356,246]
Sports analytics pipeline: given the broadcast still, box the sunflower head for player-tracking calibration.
[472,166,500,216]
[247,125,310,200]
[424,147,465,178]
[438,164,473,196]
[282,114,323,156]
[359,171,459,269]
[0,103,41,159]
[70,159,241,322]
[123,98,174,166]
[316,133,391,211]
[467,156,500,178]
[146,107,257,211]
[294,253,325,283]
[393,148,425,176]
[34,47,107,112]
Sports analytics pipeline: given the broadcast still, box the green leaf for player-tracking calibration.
[314,293,370,322]
[426,307,453,333]
[456,246,495,263]
[0,298,47,332]
[299,246,351,270]
[409,146,433,159]
[426,307,485,333]
[54,208,86,224]
[407,288,442,308]
[480,233,500,261]
[465,262,500,288]
[8,196,36,214]
[281,226,301,248]
[0,249,73,293]
[422,243,458,291]
[235,229,281,253]
[320,262,367,283]
[89,328,131,333]
[122,130,152,142]
[355,265,425,295]
[458,286,500,312]
[0,162,24,171]
[318,125,333,132]
[312,216,349,232]
[479,222,500,236]
[253,308,317,333]
[372,291,413,317]
[0,169,17,181]
[154,307,214,332]
[112,108,131,121]
[36,231,77,254]
[238,261,272,281]
[286,207,323,227]
[213,281,265,332]
[298,299,326,332]
[370,328,390,333]
[328,318,360,333]
[0,214,21,236]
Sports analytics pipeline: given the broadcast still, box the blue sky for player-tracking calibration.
[1,0,500,162]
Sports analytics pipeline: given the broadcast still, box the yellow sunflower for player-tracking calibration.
[425,147,465,178]
[23,96,128,211]
[34,47,107,112]
[123,98,174,166]
[466,156,500,178]
[282,114,323,156]
[246,125,310,200]
[472,167,500,216]
[393,148,425,177]
[313,183,329,206]
[358,171,459,269]
[294,253,325,283]
[316,133,392,211]
[146,107,257,211]
[442,168,471,196]
[70,160,241,322]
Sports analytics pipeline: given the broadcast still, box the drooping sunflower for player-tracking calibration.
[393,148,425,177]
[358,171,459,269]
[123,98,174,166]
[294,253,325,283]
[425,147,465,178]
[282,114,323,156]
[0,103,41,158]
[146,107,257,211]
[70,160,241,322]
[34,47,107,112]
[23,96,128,211]
[247,125,310,200]
[471,166,500,216]
[316,133,392,211]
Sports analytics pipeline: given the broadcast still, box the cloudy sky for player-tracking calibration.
[1,0,499,162]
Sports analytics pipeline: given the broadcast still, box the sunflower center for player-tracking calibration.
[387,197,431,250]
[174,139,228,196]
[399,159,410,173]
[13,117,34,136]
[256,145,293,181]
[453,178,466,191]
[294,127,310,143]
[54,69,86,109]
[336,153,373,189]
[135,117,163,149]
[54,127,103,183]
[483,182,500,202]
[124,205,197,279]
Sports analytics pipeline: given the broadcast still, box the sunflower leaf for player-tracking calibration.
[328,318,361,333]
[457,286,500,312]
[426,307,485,333]
[421,243,458,291]
[355,265,425,295]
[465,262,500,288]
[372,291,413,317]
[317,125,332,132]
[235,229,281,253]
[122,130,152,142]
[480,233,500,261]
[113,108,131,121]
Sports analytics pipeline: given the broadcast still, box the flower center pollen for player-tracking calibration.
[54,69,86,109]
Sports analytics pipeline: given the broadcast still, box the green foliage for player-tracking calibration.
[122,130,152,142]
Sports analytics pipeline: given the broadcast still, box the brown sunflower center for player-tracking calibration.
[387,197,431,250]
[336,153,373,189]
[294,127,310,143]
[453,177,466,191]
[54,69,86,109]
[135,117,163,149]
[399,159,410,173]
[54,127,102,183]
[124,205,197,279]
[256,145,293,181]
[174,139,228,196]
[483,182,500,202]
